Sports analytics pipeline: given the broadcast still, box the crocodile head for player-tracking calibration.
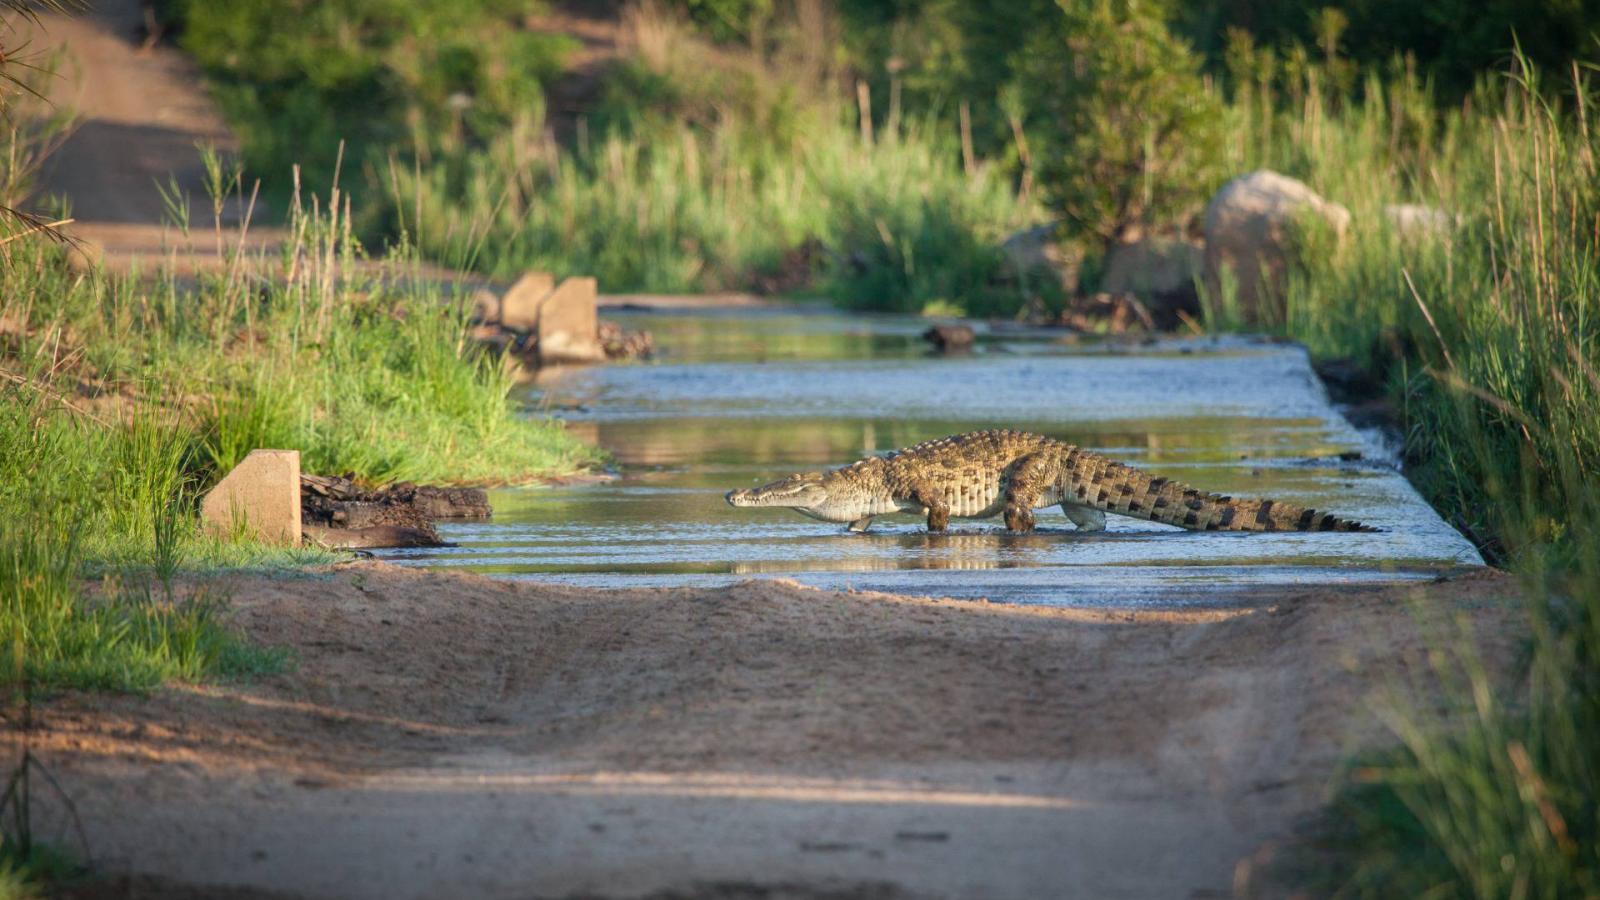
[726,469,875,523]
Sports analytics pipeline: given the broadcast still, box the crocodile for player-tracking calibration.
[725,429,1376,534]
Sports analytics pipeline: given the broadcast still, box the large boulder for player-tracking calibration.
[1202,171,1350,321]
[1100,237,1204,328]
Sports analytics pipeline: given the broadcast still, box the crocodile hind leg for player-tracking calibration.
[1003,451,1063,533]
[913,486,953,532]
[1062,504,1106,532]
[847,516,875,533]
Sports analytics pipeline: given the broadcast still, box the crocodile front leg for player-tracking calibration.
[847,516,875,533]
[908,482,952,532]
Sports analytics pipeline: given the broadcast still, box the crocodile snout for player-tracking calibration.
[725,488,747,506]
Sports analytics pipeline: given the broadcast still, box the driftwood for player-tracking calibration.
[300,474,491,549]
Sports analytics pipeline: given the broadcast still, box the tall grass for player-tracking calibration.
[3,167,600,491]
[1219,55,1600,895]
[400,110,1039,313]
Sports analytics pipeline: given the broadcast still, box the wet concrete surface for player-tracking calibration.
[376,308,1481,606]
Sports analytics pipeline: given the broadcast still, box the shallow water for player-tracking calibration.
[377,308,1482,607]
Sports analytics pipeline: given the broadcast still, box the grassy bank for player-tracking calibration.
[1,162,597,675]
[1211,56,1600,895]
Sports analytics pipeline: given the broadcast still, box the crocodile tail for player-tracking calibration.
[1057,450,1377,533]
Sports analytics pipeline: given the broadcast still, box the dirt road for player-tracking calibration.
[17,562,1522,899]
[18,0,286,267]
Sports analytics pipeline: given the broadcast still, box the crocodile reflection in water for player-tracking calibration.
[731,531,1063,575]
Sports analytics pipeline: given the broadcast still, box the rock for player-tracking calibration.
[1100,237,1204,328]
[411,485,493,519]
[1202,171,1350,321]
[302,473,487,522]
[201,449,302,545]
[922,324,976,353]
[499,271,555,332]
[536,276,607,364]
[999,223,1080,294]
[299,473,491,549]
[1385,204,1454,240]
[302,524,442,550]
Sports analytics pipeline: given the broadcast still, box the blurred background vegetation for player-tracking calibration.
[149,0,1598,309]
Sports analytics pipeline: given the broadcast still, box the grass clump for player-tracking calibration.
[1,517,284,692]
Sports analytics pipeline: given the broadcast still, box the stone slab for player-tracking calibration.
[201,449,302,545]
[499,272,555,332]
[536,276,606,364]
[468,288,501,325]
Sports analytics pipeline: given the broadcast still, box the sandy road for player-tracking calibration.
[16,0,288,265]
[14,562,1523,899]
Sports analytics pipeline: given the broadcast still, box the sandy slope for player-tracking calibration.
[12,562,1524,899]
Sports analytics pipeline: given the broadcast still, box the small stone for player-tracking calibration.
[201,449,302,545]
[499,271,555,333]
[1384,203,1455,241]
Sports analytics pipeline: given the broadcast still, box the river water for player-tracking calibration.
[376,306,1483,607]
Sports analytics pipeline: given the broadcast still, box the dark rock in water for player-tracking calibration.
[303,524,443,550]
[923,324,976,353]
[300,474,492,549]
[411,485,493,519]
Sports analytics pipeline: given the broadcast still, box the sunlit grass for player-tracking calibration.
[1219,55,1600,896]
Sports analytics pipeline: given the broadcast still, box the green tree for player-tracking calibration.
[1017,0,1224,247]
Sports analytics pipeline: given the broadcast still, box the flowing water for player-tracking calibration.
[377,307,1483,607]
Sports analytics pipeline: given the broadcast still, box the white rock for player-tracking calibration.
[1202,171,1350,320]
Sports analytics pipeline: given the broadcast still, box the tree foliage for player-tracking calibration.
[1016,0,1223,244]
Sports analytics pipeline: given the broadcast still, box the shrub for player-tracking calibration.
[1015,0,1224,247]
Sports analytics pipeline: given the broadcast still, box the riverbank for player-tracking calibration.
[21,560,1524,899]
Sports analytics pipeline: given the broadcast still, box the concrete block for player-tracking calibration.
[201,449,302,545]
[536,276,606,364]
[499,272,555,332]
[468,288,501,325]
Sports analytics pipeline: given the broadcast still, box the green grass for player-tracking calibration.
[1208,55,1600,897]
[401,110,1041,314]
[166,0,1048,314]
[158,0,575,206]
[1,149,598,692]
